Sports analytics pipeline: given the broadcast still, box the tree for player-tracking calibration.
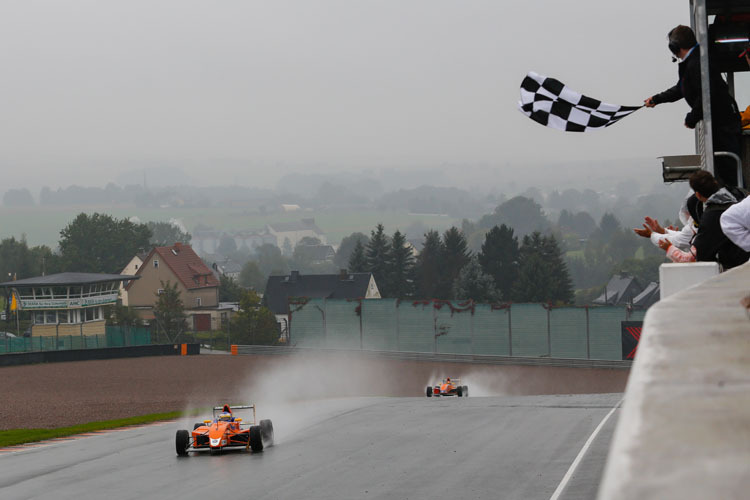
[348,240,368,272]
[365,224,391,296]
[147,221,192,247]
[387,230,415,299]
[255,244,289,276]
[216,234,237,256]
[106,303,142,327]
[478,196,549,237]
[282,238,293,256]
[219,274,244,302]
[414,230,442,299]
[478,225,519,301]
[57,213,152,273]
[239,261,267,291]
[452,256,499,302]
[153,280,188,342]
[3,188,34,206]
[512,233,573,304]
[231,290,279,345]
[335,232,369,269]
[439,227,471,299]
[0,236,56,280]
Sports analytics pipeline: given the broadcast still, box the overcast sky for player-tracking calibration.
[2,0,723,191]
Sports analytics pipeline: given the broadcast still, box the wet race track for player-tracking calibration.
[0,393,621,500]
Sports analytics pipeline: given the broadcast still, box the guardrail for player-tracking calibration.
[233,345,632,370]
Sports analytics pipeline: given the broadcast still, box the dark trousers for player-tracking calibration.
[713,123,742,187]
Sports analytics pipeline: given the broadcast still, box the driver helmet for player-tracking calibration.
[219,412,232,421]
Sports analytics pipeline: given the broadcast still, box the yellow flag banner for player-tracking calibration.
[10,293,17,311]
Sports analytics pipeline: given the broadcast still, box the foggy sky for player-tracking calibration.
[1,1,711,190]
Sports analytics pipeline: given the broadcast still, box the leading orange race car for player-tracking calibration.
[426,377,469,397]
[175,404,274,456]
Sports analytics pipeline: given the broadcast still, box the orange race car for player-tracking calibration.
[175,404,274,456]
[426,377,469,398]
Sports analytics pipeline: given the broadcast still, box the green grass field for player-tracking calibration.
[0,206,461,248]
[0,410,203,448]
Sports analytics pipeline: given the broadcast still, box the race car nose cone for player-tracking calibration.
[210,438,221,447]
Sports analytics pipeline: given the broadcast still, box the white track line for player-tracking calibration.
[549,397,624,500]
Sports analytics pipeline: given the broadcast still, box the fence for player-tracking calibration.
[289,299,648,361]
[0,326,152,354]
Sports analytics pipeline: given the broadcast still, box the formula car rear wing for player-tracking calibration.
[213,404,257,423]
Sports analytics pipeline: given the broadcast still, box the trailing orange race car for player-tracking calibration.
[175,404,274,456]
[426,377,469,397]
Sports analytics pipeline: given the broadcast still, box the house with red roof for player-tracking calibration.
[125,243,223,330]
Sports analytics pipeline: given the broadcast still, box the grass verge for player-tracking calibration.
[0,410,201,448]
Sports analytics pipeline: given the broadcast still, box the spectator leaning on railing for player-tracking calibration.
[657,171,750,270]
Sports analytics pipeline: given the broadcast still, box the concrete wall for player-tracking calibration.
[599,262,750,499]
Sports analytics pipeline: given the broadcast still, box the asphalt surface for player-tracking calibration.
[0,393,621,500]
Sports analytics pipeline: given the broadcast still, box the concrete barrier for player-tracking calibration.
[598,262,750,499]
[0,343,200,367]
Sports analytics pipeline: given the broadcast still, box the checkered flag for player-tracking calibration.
[518,72,641,132]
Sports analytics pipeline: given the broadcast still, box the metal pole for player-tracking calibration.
[508,306,513,357]
[547,307,551,357]
[586,306,591,360]
[470,302,474,355]
[433,301,437,354]
[395,300,400,352]
[359,299,363,350]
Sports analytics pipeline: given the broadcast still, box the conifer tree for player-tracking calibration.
[439,227,471,299]
[365,223,391,296]
[348,239,368,273]
[388,230,415,299]
[415,230,442,299]
[478,224,519,301]
[452,256,499,302]
[512,232,573,304]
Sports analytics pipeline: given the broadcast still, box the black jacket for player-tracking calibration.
[693,188,750,269]
[652,45,741,129]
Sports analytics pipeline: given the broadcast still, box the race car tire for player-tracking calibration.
[457,386,463,397]
[193,423,202,430]
[249,425,264,452]
[425,386,432,397]
[175,430,190,456]
[463,386,469,397]
[260,419,274,447]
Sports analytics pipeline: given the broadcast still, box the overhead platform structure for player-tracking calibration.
[661,0,750,186]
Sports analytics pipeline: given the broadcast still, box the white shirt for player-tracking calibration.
[720,196,750,251]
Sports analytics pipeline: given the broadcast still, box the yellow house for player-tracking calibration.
[0,272,138,337]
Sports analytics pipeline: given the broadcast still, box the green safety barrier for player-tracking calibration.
[288,298,649,361]
[0,326,151,355]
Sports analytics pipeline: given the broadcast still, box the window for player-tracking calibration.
[157,288,164,295]
[45,311,57,324]
[85,308,95,322]
[195,297,202,306]
[69,286,82,298]
[34,312,44,324]
[154,259,159,268]
[59,311,70,324]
